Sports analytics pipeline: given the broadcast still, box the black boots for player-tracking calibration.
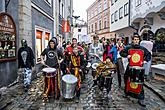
[92,79,97,87]
[138,100,146,107]
[75,89,81,103]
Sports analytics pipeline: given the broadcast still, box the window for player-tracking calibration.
[114,10,118,21]
[95,7,97,16]
[45,32,50,48]
[88,26,90,33]
[111,14,114,24]
[36,29,51,62]
[104,17,107,28]
[135,0,141,7]
[95,22,97,31]
[111,0,115,5]
[98,1,102,13]
[99,20,102,30]
[45,0,52,6]
[36,30,43,62]
[88,13,91,19]
[124,3,129,16]
[92,24,94,32]
[104,0,107,10]
[78,29,81,32]
[119,7,123,19]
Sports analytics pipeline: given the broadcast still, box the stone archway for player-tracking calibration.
[154,28,165,52]
[139,25,154,41]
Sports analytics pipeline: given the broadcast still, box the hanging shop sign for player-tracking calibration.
[0,12,16,62]
[62,20,70,33]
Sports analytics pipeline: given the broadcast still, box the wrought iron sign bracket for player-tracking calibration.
[5,0,11,12]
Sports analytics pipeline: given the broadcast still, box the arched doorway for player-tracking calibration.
[141,30,154,40]
[154,28,165,52]
[140,25,154,41]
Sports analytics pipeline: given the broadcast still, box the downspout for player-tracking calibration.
[5,0,11,12]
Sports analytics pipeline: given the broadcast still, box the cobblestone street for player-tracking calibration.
[0,72,165,110]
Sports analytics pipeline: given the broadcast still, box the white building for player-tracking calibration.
[110,0,135,44]
[73,23,91,44]
[130,0,165,52]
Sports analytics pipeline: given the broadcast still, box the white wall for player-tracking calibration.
[110,0,129,32]
[138,14,165,34]
[73,26,89,43]
[130,0,165,22]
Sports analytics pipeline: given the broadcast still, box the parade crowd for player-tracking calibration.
[18,32,153,107]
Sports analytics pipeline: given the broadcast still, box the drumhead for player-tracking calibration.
[129,66,144,70]
[62,74,78,84]
[42,68,56,73]
[86,62,91,68]
[92,63,99,69]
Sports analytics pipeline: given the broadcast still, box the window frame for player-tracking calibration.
[135,0,141,7]
[44,0,52,7]
[114,10,118,22]
[119,6,123,19]
[111,13,114,24]
[124,2,129,16]
[99,20,102,30]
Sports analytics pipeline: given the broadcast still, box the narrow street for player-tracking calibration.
[1,71,165,110]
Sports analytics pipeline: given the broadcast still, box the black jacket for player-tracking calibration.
[120,44,151,62]
[41,39,63,68]
[18,46,35,69]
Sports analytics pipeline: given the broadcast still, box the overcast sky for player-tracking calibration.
[73,0,96,22]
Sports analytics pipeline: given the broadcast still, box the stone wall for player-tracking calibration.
[18,0,32,48]
[152,52,165,64]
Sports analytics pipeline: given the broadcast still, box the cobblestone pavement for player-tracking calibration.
[149,75,165,94]
[144,74,165,102]
[0,72,165,110]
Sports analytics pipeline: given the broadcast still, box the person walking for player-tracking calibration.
[120,33,151,107]
[18,39,35,92]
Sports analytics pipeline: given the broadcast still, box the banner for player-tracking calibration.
[62,20,70,33]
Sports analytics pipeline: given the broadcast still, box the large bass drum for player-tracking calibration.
[42,68,57,98]
[129,66,144,84]
[61,74,78,99]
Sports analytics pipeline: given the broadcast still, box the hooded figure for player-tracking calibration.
[41,39,62,68]
[40,38,63,99]
[18,39,35,91]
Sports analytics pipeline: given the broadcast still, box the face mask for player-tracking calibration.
[21,39,27,47]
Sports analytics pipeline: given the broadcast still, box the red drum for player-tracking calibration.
[126,66,144,94]
[129,66,144,84]
[129,49,144,67]
[126,79,142,94]
[42,68,58,98]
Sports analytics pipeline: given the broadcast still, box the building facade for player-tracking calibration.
[73,23,91,43]
[110,0,135,44]
[87,0,115,41]
[130,0,165,52]
[0,0,73,87]
[57,0,73,45]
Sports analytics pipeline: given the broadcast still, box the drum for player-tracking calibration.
[42,68,56,77]
[42,68,58,98]
[61,74,78,99]
[129,66,144,84]
[128,49,144,67]
[92,63,99,70]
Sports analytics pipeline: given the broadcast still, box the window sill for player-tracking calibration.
[0,57,16,62]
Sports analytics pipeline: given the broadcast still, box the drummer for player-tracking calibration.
[120,33,151,107]
[40,38,63,99]
[65,46,85,102]
[96,56,115,92]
